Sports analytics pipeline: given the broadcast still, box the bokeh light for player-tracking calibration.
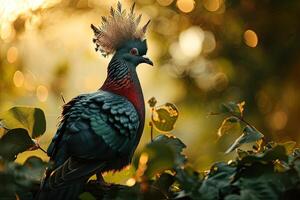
[126,178,136,187]
[202,0,222,12]
[157,0,174,6]
[202,31,216,53]
[179,26,204,58]
[243,29,258,48]
[7,46,19,63]
[269,111,288,131]
[176,0,195,13]
[13,70,25,87]
[36,85,48,102]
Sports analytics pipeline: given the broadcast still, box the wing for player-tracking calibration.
[47,90,140,166]
[45,91,140,189]
[47,157,105,190]
[47,94,88,159]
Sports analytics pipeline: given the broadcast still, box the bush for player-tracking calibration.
[0,101,299,200]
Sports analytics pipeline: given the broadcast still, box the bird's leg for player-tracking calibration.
[89,172,111,187]
[96,172,105,183]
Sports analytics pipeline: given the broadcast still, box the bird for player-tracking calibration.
[36,2,152,199]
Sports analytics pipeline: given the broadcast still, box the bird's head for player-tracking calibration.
[91,2,152,67]
[115,39,153,66]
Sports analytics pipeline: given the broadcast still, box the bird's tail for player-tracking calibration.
[35,157,104,200]
[35,182,84,200]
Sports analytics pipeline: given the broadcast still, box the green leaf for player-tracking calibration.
[136,135,186,178]
[152,103,179,132]
[79,192,96,200]
[0,157,44,196]
[237,149,249,159]
[175,167,202,198]
[139,142,175,178]
[153,134,186,166]
[220,101,245,117]
[23,156,48,181]
[147,97,157,108]
[279,141,296,154]
[225,125,264,153]
[0,128,35,161]
[239,145,288,165]
[152,173,175,197]
[0,106,46,138]
[199,162,236,200]
[218,116,240,137]
[232,167,285,200]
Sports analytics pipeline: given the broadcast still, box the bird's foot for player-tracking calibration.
[88,173,112,188]
[88,179,112,187]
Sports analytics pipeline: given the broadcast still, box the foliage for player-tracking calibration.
[1,102,300,200]
[148,97,179,133]
[0,106,47,161]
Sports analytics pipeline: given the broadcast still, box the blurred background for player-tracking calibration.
[1,0,300,182]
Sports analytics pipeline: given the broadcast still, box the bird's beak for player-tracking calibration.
[142,56,153,66]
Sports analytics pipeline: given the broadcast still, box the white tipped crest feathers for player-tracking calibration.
[91,2,150,57]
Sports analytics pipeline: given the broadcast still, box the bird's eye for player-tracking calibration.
[130,48,139,56]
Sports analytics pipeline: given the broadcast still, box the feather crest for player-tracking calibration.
[91,1,150,57]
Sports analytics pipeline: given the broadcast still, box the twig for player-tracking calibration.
[150,122,154,142]
[39,146,47,154]
[150,108,154,142]
[231,113,256,130]
[60,93,66,104]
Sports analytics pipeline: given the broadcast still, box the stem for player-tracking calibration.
[150,122,154,142]
[150,108,154,142]
[231,113,256,130]
[39,146,47,154]
[61,93,66,104]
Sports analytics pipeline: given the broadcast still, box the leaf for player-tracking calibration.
[152,173,175,196]
[175,167,202,198]
[293,159,300,177]
[23,156,48,181]
[153,134,186,166]
[220,101,245,117]
[135,135,186,179]
[199,162,236,199]
[79,192,96,200]
[0,157,44,196]
[237,101,245,116]
[225,125,264,153]
[237,149,249,159]
[233,168,285,200]
[273,159,289,173]
[0,106,46,138]
[0,128,35,161]
[279,141,296,154]
[138,142,175,178]
[152,103,179,132]
[218,116,240,137]
[239,145,288,165]
[147,97,157,108]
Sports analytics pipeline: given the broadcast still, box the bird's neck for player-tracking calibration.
[100,57,145,120]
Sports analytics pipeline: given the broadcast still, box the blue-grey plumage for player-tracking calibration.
[37,91,142,199]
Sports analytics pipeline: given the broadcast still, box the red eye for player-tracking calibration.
[130,48,139,56]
